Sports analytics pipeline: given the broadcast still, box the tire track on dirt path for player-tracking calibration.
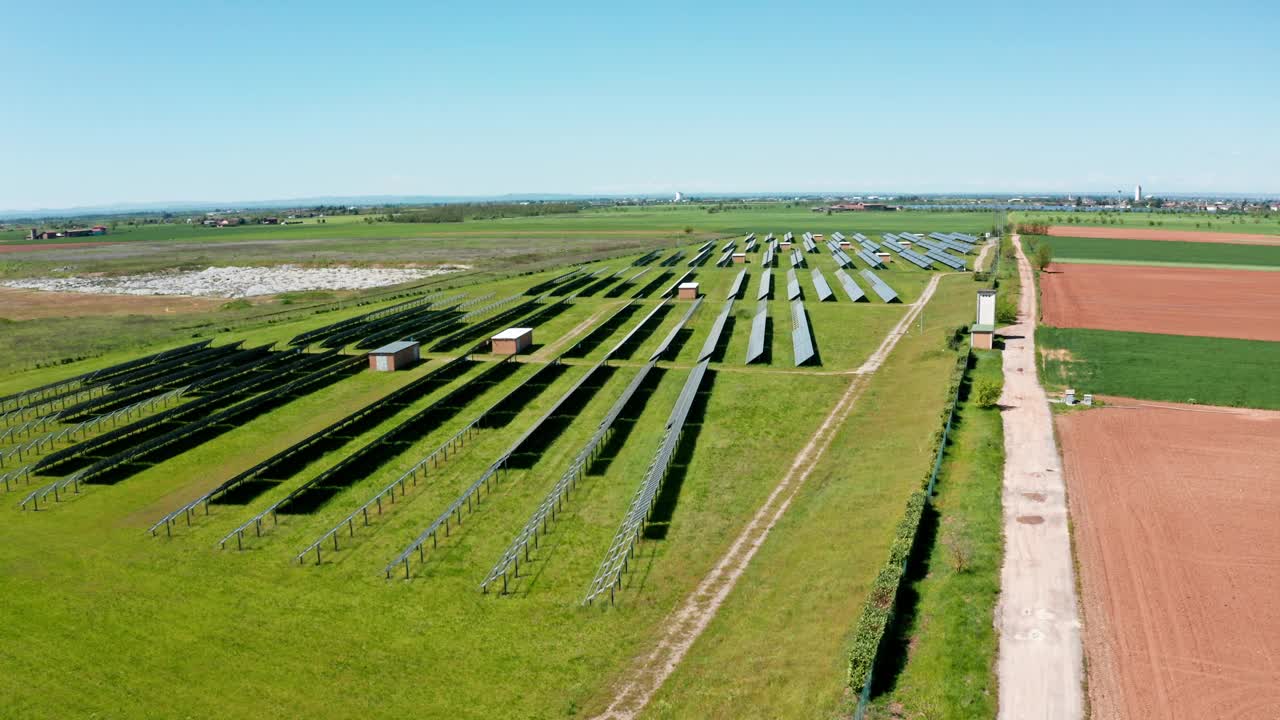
[995,234,1084,720]
[590,274,943,720]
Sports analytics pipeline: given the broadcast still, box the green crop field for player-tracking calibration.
[1033,234,1280,270]
[1038,327,1280,410]
[0,225,986,718]
[1013,210,1280,236]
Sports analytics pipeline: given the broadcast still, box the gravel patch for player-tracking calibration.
[1,264,468,298]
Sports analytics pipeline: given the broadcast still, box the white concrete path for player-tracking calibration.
[995,235,1084,719]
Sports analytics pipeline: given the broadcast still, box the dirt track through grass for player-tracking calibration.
[591,274,943,720]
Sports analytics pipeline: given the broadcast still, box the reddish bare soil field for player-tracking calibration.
[1041,263,1280,341]
[0,287,222,320]
[1047,225,1280,246]
[0,241,121,254]
[1058,400,1280,720]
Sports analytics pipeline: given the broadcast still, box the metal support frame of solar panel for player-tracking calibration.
[384,354,611,579]
[745,300,768,364]
[726,268,747,299]
[789,248,805,268]
[834,269,867,302]
[661,270,695,299]
[583,358,709,604]
[790,300,816,367]
[715,249,734,267]
[757,269,773,300]
[810,269,835,301]
[858,269,900,303]
[650,297,703,361]
[786,268,802,300]
[149,354,477,536]
[479,358,658,591]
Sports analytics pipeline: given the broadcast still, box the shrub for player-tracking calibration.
[942,518,976,573]
[995,294,1018,324]
[973,376,1004,408]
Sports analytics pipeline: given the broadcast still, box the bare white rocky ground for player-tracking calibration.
[2,264,468,298]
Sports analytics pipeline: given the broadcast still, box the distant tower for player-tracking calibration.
[674,191,683,203]
[1134,184,1143,202]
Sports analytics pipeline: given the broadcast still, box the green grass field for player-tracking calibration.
[1034,234,1280,270]
[0,234,976,718]
[1038,327,1280,409]
[638,275,975,718]
[864,349,1004,719]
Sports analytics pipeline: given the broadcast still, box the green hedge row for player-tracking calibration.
[847,348,971,698]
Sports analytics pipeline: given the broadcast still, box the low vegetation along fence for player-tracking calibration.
[847,346,971,717]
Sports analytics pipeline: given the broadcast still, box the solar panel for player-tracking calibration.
[855,249,883,269]
[725,269,747,299]
[716,249,734,267]
[744,232,756,243]
[721,240,736,253]
[786,268,802,300]
[698,240,715,253]
[688,248,712,267]
[789,248,805,268]
[811,269,835,301]
[757,269,773,300]
[783,231,794,243]
[765,232,775,243]
[746,299,768,364]
[651,296,703,361]
[835,269,867,302]
[698,298,735,361]
[662,270,695,298]
[859,269,900,303]
[790,300,816,366]
[762,245,775,267]
[831,231,845,243]
[744,238,758,252]
[924,249,966,270]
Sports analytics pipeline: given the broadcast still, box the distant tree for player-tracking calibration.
[683,226,694,235]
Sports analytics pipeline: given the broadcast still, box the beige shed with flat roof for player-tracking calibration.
[492,327,533,355]
[677,282,700,300]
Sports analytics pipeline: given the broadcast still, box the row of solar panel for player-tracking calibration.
[859,269,900,302]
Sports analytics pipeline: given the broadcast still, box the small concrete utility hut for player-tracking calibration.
[368,340,420,371]
[491,327,533,355]
[971,289,997,349]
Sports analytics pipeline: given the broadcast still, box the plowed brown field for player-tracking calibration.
[1040,263,1280,341]
[1046,225,1280,246]
[1058,400,1280,720]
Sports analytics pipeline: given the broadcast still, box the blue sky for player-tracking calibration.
[4,1,1277,210]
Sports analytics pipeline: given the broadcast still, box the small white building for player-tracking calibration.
[972,289,997,349]
[677,282,700,300]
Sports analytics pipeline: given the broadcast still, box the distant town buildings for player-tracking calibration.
[27,226,107,240]
[1134,184,1143,202]
[673,191,684,203]
[812,202,899,213]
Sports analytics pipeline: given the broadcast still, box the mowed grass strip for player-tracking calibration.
[632,274,974,719]
[1038,326,1280,410]
[865,349,1004,719]
[1036,234,1280,270]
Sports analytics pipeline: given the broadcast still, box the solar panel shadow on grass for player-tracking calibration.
[562,300,640,358]
[790,300,817,367]
[698,298,735,362]
[659,251,685,267]
[661,270,695,299]
[746,300,769,364]
[786,268,802,300]
[811,269,835,301]
[756,269,773,300]
[651,297,703,361]
[631,270,672,299]
[835,269,868,302]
